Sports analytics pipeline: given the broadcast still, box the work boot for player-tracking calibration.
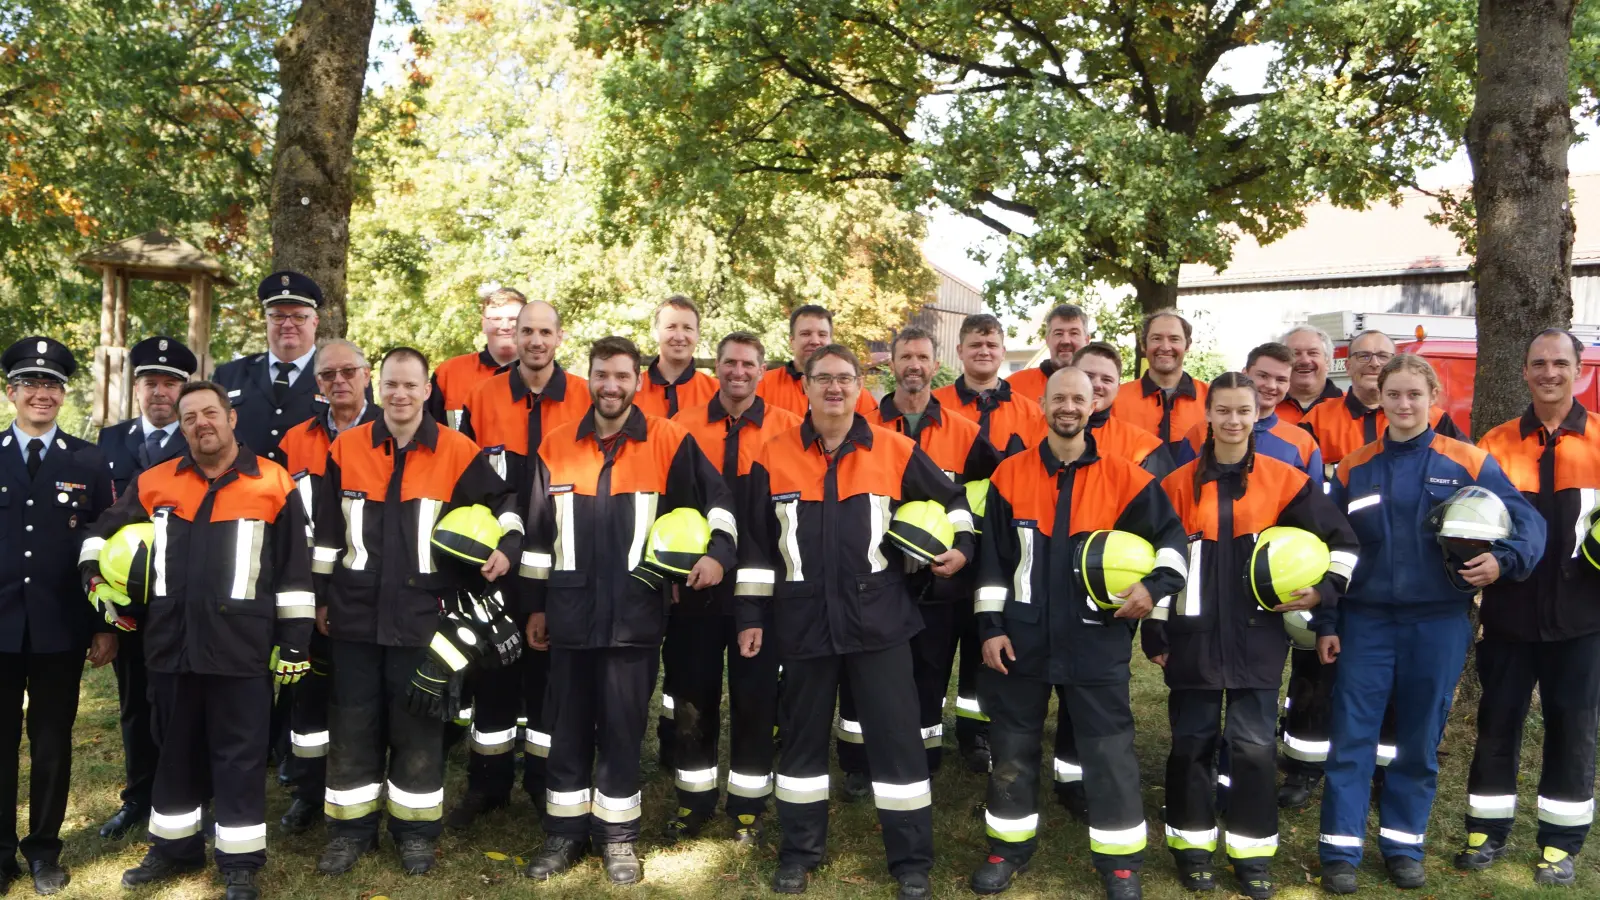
[121,850,203,888]
[771,863,809,894]
[896,871,931,899]
[0,862,16,895]
[1172,851,1215,892]
[521,835,587,880]
[444,790,506,830]
[841,770,871,801]
[1317,861,1358,894]
[28,861,67,895]
[1057,781,1089,823]
[964,734,993,773]
[278,798,320,835]
[1101,868,1142,900]
[1534,846,1577,887]
[732,814,762,849]
[1277,772,1318,809]
[1453,832,1508,871]
[98,803,149,840]
[602,842,643,885]
[662,807,710,844]
[398,836,435,875]
[969,855,1026,894]
[1233,861,1276,900]
[222,869,260,900]
[1384,855,1425,890]
[316,834,377,876]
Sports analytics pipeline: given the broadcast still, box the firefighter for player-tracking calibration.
[427,286,524,429]
[1143,372,1358,900]
[95,335,196,841]
[1175,343,1323,481]
[448,300,589,828]
[312,348,521,876]
[1111,309,1209,455]
[91,380,313,900]
[635,295,718,419]
[755,305,878,417]
[968,367,1187,900]
[660,331,800,844]
[834,327,999,787]
[1006,304,1094,403]
[520,337,735,885]
[1,337,115,896]
[1314,354,1543,895]
[1459,329,1600,887]
[275,340,379,835]
[736,343,973,900]
[933,313,1047,457]
[1277,326,1342,427]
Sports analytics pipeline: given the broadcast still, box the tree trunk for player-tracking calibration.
[270,0,378,340]
[1466,0,1576,442]
[1131,273,1179,316]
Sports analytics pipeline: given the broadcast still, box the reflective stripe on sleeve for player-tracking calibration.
[1347,494,1381,514]
[974,585,1007,614]
[78,536,106,566]
[735,567,776,596]
[276,590,316,620]
[1154,546,1188,578]
[311,545,338,575]
[520,550,552,579]
[497,510,525,535]
[1328,550,1358,581]
[947,508,975,534]
[707,506,737,540]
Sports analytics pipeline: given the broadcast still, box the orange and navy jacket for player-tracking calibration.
[1144,454,1356,691]
[872,392,1001,604]
[523,406,736,649]
[1478,402,1600,641]
[459,361,590,514]
[312,414,520,648]
[278,404,382,536]
[755,361,879,418]
[1003,360,1062,405]
[636,360,719,419]
[670,395,802,615]
[1174,413,1323,487]
[428,348,511,429]
[82,445,312,677]
[974,434,1187,686]
[1300,388,1462,473]
[1110,371,1209,451]
[1088,408,1175,480]
[932,376,1046,458]
[734,414,975,659]
[1275,378,1343,427]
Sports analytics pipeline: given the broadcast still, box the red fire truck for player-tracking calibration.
[1306,311,1600,434]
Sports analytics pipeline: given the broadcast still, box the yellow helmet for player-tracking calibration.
[1078,530,1156,610]
[101,522,156,603]
[1581,508,1600,570]
[887,500,955,564]
[644,507,712,576]
[431,504,504,564]
[964,480,989,534]
[1247,526,1332,611]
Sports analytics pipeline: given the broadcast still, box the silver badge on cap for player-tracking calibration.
[281,275,290,286]
[158,356,167,363]
[36,340,46,353]
[159,339,169,351]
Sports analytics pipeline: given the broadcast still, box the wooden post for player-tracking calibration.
[188,274,213,378]
[93,267,115,427]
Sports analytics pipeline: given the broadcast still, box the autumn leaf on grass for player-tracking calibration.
[484,851,510,861]
[839,875,869,885]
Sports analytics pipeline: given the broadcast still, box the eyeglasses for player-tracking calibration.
[316,366,365,383]
[10,378,64,393]
[807,373,859,387]
[484,316,518,327]
[1349,351,1395,364]
[266,311,315,326]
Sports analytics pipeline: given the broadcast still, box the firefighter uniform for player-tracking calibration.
[1003,360,1060,405]
[1143,453,1356,876]
[427,349,509,430]
[933,376,1046,458]
[1275,379,1343,427]
[457,363,589,807]
[1467,402,1600,857]
[1110,371,1209,453]
[2,338,114,883]
[524,407,735,844]
[972,434,1187,876]
[95,336,195,836]
[276,404,380,816]
[1317,431,1542,868]
[662,396,801,826]
[636,361,718,419]
[1175,415,1323,483]
[736,414,974,880]
[1300,389,1463,476]
[756,362,878,418]
[312,415,521,842]
[83,445,312,875]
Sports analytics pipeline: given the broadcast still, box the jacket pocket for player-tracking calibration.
[771,581,823,655]
[544,570,588,644]
[854,570,913,645]
[614,576,669,645]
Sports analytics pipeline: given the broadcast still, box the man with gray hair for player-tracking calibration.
[1277,325,1342,426]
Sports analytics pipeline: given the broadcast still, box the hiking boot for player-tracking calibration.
[771,862,809,893]
[969,855,1026,894]
[662,807,710,844]
[521,835,587,880]
[1101,868,1142,900]
[316,834,377,876]
[601,842,642,884]
[278,798,320,835]
[964,734,993,773]
[1384,855,1425,890]
[841,770,871,801]
[444,790,506,830]
[1453,833,1508,871]
[1535,846,1577,887]
[222,869,260,900]
[121,850,203,887]
[1318,861,1358,895]
[896,870,931,899]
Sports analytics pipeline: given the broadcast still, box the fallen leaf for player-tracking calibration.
[840,875,869,885]
[484,851,509,861]
[514,857,526,866]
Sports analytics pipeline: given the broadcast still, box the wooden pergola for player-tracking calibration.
[77,231,235,427]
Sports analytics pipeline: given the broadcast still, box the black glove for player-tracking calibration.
[406,617,479,721]
[405,656,452,720]
[458,590,523,668]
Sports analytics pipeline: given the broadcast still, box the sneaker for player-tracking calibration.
[398,836,435,875]
[896,870,931,899]
[121,850,203,887]
[663,807,709,843]
[521,835,587,880]
[601,842,642,885]
[964,734,993,773]
[970,855,1027,894]
[1535,846,1577,887]
[842,770,871,801]
[1318,860,1358,895]
[1453,832,1508,871]
[1102,868,1142,900]
[1233,863,1276,900]
[444,790,506,830]
[222,869,260,900]
[1384,855,1425,890]
[771,862,809,894]
[316,834,377,876]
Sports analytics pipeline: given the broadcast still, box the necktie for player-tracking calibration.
[142,429,167,466]
[26,438,43,479]
[273,362,295,402]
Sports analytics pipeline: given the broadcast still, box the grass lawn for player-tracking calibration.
[22,655,1595,899]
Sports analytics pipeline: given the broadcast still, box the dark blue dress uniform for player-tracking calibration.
[211,272,328,466]
[95,335,197,837]
[0,337,114,886]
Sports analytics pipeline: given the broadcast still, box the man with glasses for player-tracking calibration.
[1,336,116,895]
[428,287,525,430]
[94,336,197,842]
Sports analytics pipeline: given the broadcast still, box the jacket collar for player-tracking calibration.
[478,347,512,371]
[1384,426,1435,453]
[707,393,766,427]
[1519,400,1590,439]
[877,391,943,427]
[1038,431,1101,475]
[649,359,697,388]
[783,360,804,382]
[953,375,1013,406]
[317,402,381,439]
[177,443,262,478]
[1088,407,1112,429]
[577,405,649,443]
[509,361,569,403]
[1140,370,1197,399]
[1197,445,1255,488]
[800,413,874,453]
[1255,413,1280,433]
[371,412,440,451]
[1344,387,1380,418]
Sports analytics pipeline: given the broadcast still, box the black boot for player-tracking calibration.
[771,862,809,894]
[28,861,67,895]
[223,869,260,900]
[663,807,711,843]
[1453,833,1508,871]
[1318,860,1358,894]
[970,854,1027,894]
[1277,771,1318,809]
[121,850,203,888]
[1383,855,1425,890]
[602,842,643,884]
[398,836,436,875]
[98,803,149,840]
[1233,861,1276,900]
[1172,849,1215,892]
[521,835,588,880]
[964,733,993,773]
[316,834,377,876]
[896,871,931,899]
[841,770,871,801]
[732,814,762,848]
[1101,868,1142,900]
[279,798,320,835]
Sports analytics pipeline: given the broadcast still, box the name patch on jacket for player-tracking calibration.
[1011,518,1038,528]
[1427,476,1460,486]
[548,484,574,494]
[773,491,802,503]
[341,489,367,499]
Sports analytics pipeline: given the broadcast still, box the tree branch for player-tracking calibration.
[1209,90,1276,112]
